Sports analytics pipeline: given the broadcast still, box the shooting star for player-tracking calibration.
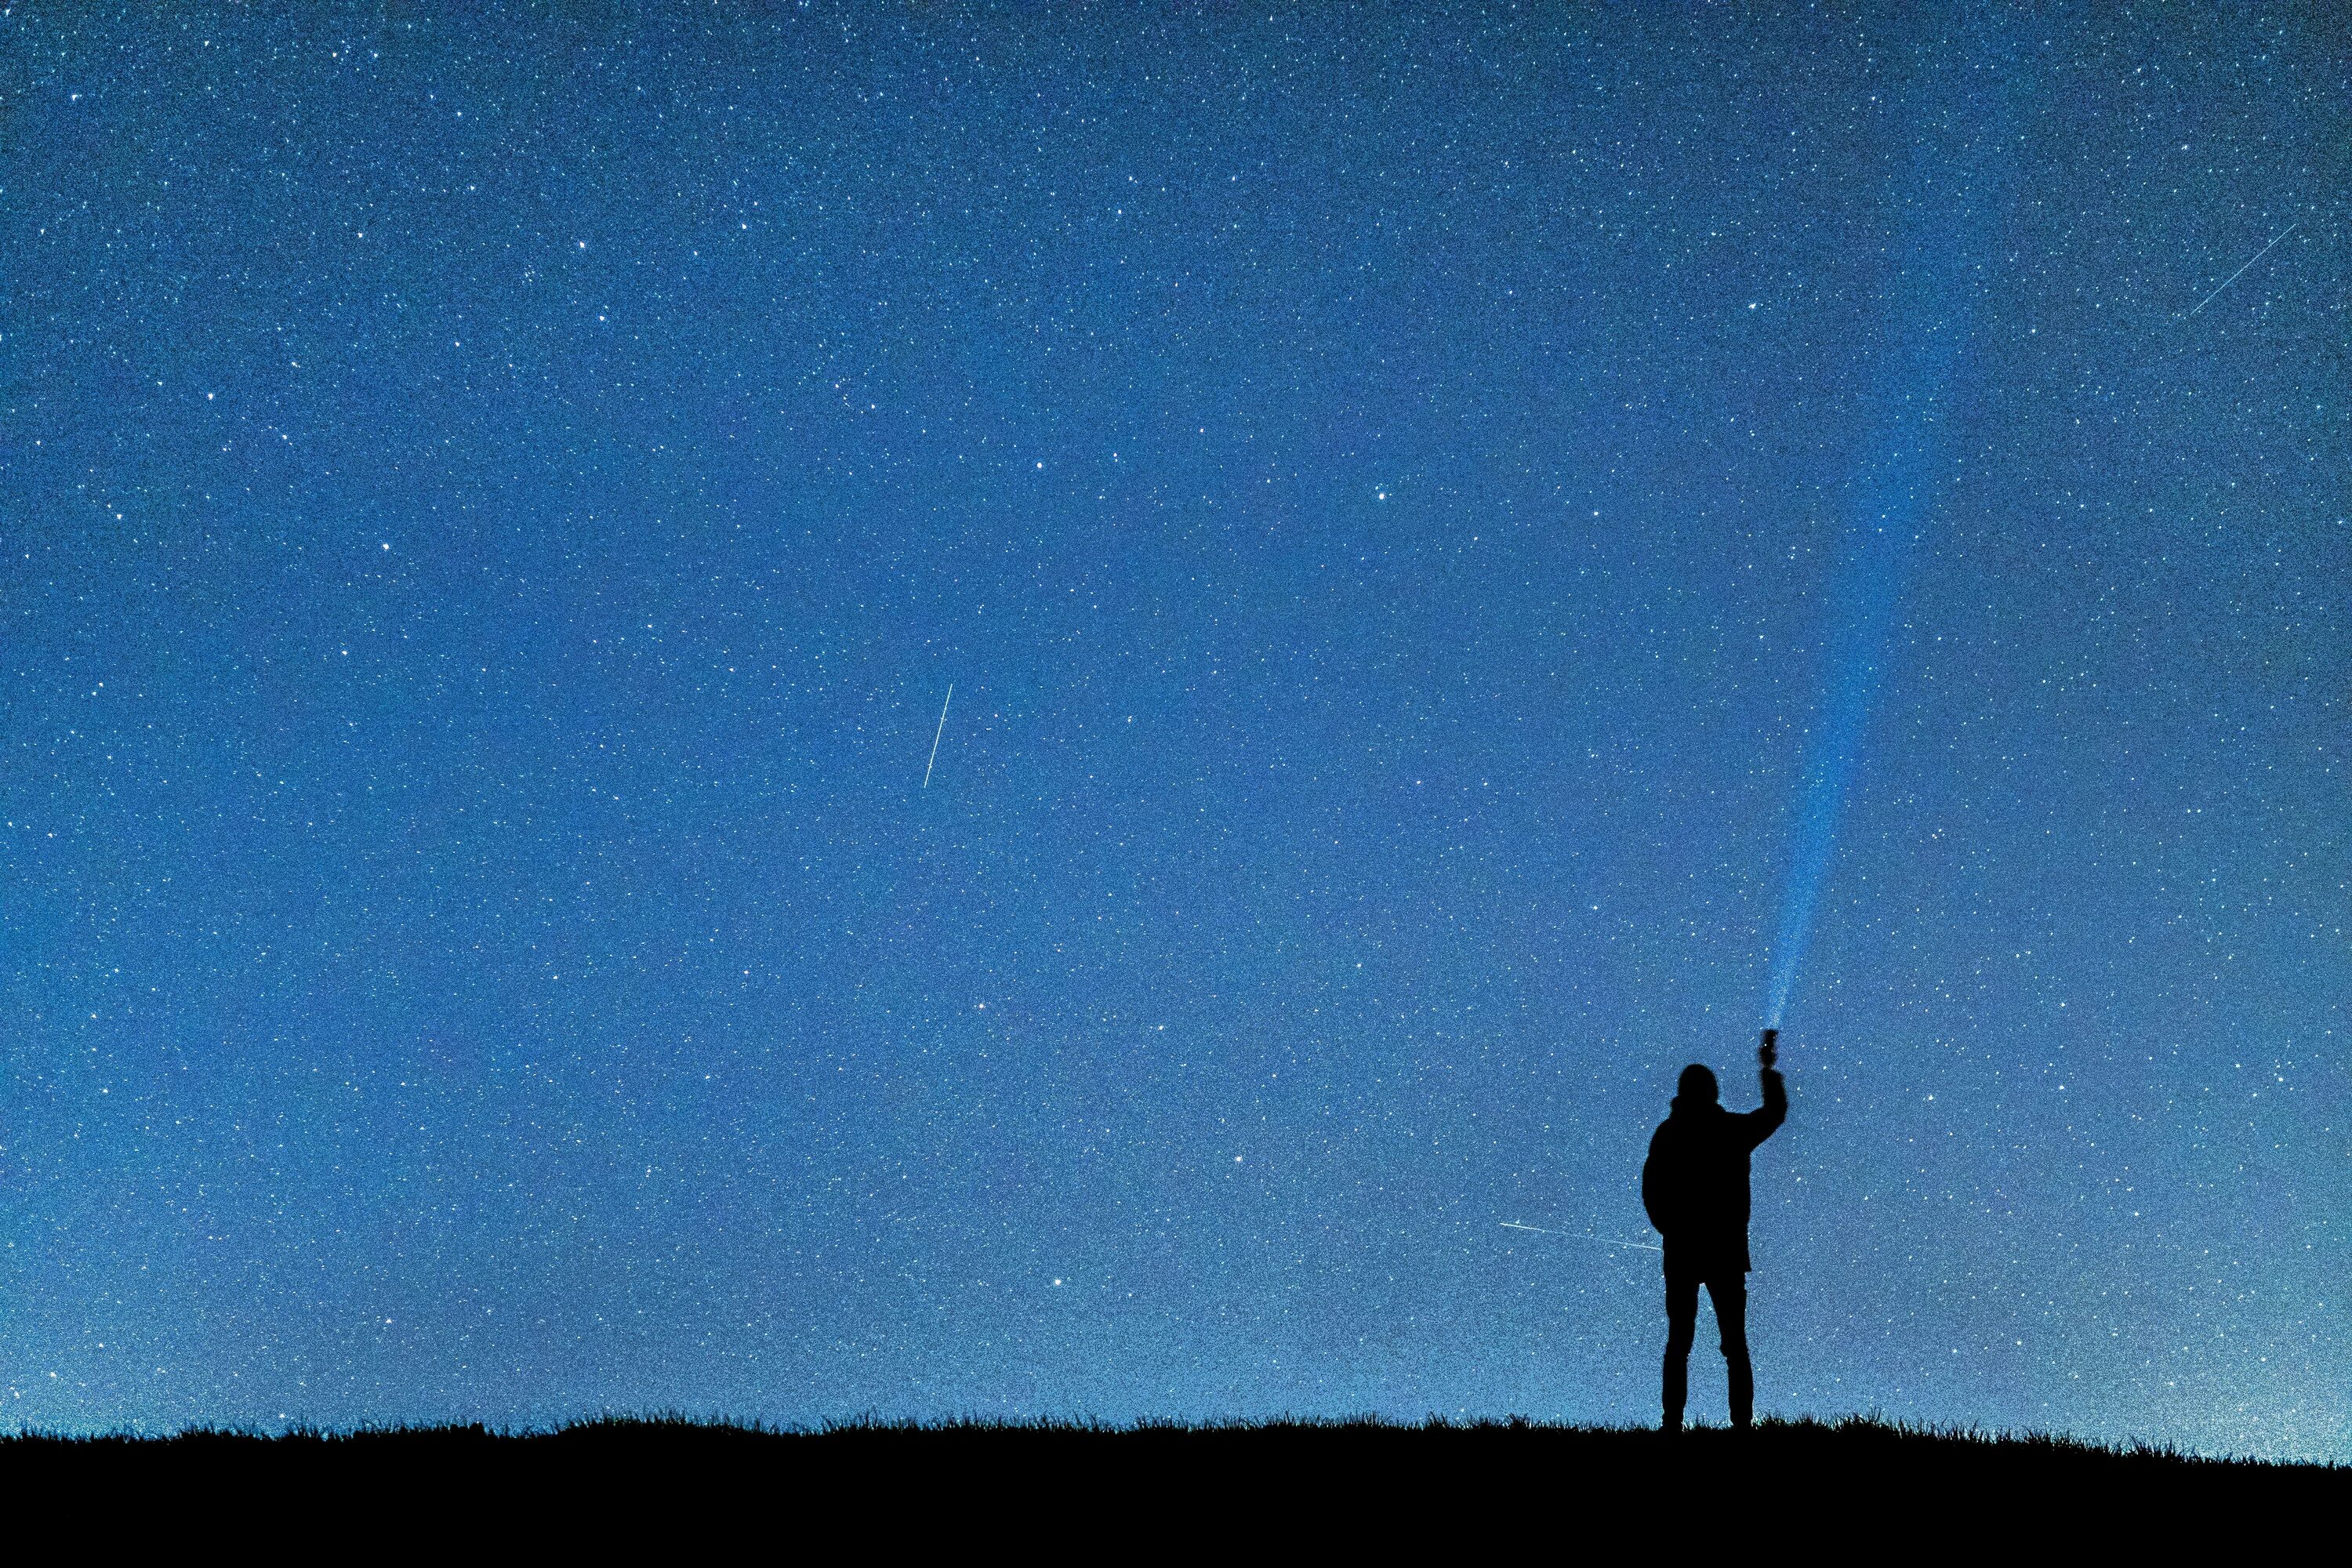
[1500,1221,1661,1253]
[923,682,953,789]
[2184,220,2298,318]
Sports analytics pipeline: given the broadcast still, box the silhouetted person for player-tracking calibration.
[1641,1030,1787,1431]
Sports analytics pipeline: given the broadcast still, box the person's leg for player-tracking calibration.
[1710,1275,1753,1428]
[1662,1269,1699,1431]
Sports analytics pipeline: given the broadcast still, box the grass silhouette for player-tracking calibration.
[5,1413,2340,1541]
[5,1413,2339,1472]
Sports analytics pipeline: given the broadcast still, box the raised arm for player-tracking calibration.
[1745,1033,1787,1149]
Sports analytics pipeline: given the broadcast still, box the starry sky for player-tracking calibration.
[3,4,2346,1457]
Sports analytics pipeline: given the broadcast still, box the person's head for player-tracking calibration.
[1675,1063,1719,1105]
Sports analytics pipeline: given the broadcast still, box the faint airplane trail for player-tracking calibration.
[2184,220,2298,318]
[923,682,953,789]
[1501,1221,1661,1253]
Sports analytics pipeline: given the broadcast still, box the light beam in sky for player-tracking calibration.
[1762,76,2013,1031]
[1765,348,1973,1031]
[1763,511,1915,1030]
[1765,307,1983,1031]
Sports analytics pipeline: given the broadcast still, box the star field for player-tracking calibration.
[1,5,2345,1456]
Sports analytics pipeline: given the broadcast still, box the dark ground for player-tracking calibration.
[2,1416,2339,1543]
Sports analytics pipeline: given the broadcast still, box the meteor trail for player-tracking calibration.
[2184,220,2298,318]
[923,683,953,788]
[1500,1221,1661,1253]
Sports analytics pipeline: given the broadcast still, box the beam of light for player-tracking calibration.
[1762,508,1915,1030]
[1763,74,2016,1031]
[922,682,953,789]
[1766,313,1977,1032]
[1499,1221,1661,1253]
[2183,220,2298,318]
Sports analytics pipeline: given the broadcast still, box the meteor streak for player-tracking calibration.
[923,682,953,789]
[2183,221,2298,318]
[1500,1221,1661,1253]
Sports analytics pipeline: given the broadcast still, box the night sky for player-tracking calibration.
[4,5,2346,1457]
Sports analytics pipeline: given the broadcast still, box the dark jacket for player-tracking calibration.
[1641,1069,1787,1276]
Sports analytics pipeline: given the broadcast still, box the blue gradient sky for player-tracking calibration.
[2,5,2345,1457]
